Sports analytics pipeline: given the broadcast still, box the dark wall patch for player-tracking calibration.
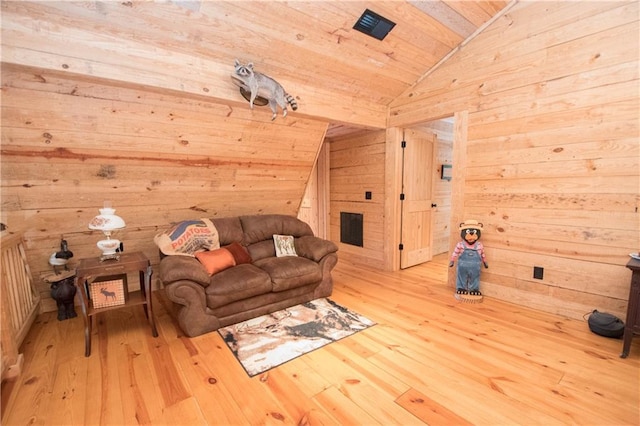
[97,164,116,179]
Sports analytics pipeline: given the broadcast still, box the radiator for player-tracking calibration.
[1,232,40,382]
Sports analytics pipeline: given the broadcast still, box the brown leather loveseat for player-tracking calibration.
[158,214,338,337]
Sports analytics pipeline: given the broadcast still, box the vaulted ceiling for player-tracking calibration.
[2,1,511,137]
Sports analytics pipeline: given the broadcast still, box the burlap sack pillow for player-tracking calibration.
[154,218,220,256]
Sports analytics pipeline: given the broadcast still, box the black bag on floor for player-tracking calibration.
[587,310,624,338]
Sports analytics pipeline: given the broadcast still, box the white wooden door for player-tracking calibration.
[400,129,437,269]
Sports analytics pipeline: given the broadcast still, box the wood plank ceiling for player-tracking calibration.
[2,1,510,138]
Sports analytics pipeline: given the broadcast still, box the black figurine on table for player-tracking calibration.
[46,239,77,320]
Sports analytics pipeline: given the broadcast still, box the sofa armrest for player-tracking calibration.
[295,236,338,262]
[158,255,211,288]
[164,279,220,337]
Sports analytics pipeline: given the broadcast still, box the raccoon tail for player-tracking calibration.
[285,94,298,111]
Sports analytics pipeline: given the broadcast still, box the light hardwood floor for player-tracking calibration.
[2,254,639,425]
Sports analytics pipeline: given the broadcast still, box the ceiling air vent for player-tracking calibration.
[353,9,396,41]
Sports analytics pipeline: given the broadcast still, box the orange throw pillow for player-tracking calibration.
[195,248,236,275]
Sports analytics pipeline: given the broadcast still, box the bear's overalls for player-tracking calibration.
[456,242,482,293]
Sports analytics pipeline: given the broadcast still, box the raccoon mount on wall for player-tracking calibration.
[231,60,298,120]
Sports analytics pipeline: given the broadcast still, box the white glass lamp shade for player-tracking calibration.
[88,207,126,231]
[89,207,125,258]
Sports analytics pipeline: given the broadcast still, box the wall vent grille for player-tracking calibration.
[340,212,363,247]
[353,9,396,41]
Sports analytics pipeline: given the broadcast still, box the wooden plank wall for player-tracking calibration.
[0,1,386,130]
[1,64,328,313]
[328,130,387,269]
[389,1,639,320]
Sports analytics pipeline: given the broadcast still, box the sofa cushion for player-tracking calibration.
[254,256,322,292]
[195,248,236,275]
[241,214,313,245]
[206,264,272,308]
[247,239,276,262]
[211,217,244,245]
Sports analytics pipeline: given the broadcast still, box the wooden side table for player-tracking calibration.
[621,257,640,358]
[74,251,158,356]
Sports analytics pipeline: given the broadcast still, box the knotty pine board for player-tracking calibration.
[285,0,461,73]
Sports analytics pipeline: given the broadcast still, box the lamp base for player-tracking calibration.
[99,253,121,262]
[97,238,121,262]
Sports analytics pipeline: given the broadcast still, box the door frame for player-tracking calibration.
[384,111,468,274]
[447,111,468,287]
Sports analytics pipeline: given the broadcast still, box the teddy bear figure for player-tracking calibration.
[449,220,488,300]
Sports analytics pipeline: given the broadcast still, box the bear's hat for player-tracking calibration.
[459,219,483,231]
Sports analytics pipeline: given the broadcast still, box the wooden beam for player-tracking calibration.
[384,127,404,271]
[447,111,468,289]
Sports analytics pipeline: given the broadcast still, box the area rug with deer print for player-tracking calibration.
[218,298,376,377]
